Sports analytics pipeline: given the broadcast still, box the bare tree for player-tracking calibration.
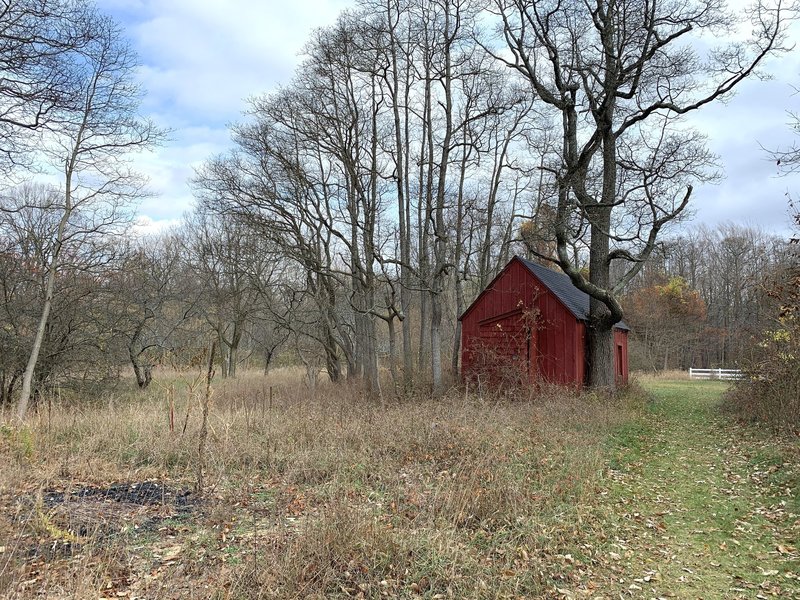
[194,12,401,393]
[0,0,99,175]
[0,184,61,405]
[491,0,793,389]
[181,208,277,378]
[108,234,190,389]
[0,183,127,402]
[15,13,162,420]
[194,135,350,384]
[770,110,800,172]
[192,0,559,393]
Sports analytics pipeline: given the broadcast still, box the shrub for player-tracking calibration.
[724,212,800,433]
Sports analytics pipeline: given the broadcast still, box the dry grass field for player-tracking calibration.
[0,371,796,599]
[0,370,643,598]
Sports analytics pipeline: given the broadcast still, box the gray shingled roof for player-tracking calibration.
[519,257,630,331]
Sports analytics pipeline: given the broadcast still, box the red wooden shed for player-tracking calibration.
[459,256,629,386]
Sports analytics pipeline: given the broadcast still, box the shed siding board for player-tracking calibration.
[576,322,587,385]
[537,294,553,381]
[534,287,580,385]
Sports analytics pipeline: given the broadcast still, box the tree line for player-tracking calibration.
[0,0,795,417]
[193,0,791,392]
[0,0,161,419]
[623,224,793,371]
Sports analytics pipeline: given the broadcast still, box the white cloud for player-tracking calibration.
[96,0,355,226]
[99,0,800,236]
[686,47,800,234]
[132,214,181,237]
[137,0,353,108]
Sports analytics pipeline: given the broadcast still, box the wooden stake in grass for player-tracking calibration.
[168,384,175,434]
[196,341,216,495]
[181,370,204,436]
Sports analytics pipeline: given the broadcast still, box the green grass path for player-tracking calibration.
[595,380,799,599]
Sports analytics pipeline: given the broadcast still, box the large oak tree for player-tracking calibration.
[491,0,793,389]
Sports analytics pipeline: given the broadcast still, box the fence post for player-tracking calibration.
[689,367,693,379]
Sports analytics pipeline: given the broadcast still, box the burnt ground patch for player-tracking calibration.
[4,480,202,561]
[42,480,196,508]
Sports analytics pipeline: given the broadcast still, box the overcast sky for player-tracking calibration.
[97,0,800,236]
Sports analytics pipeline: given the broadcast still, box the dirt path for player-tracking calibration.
[593,380,799,599]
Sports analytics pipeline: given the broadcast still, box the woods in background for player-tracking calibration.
[2,190,792,406]
[192,0,790,392]
[0,0,796,410]
[723,205,800,431]
[624,224,792,371]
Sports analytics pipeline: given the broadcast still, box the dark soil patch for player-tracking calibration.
[43,481,195,508]
[7,481,201,562]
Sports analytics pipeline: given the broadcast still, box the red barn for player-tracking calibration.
[459,256,629,386]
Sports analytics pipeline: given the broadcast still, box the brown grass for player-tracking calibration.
[631,369,689,382]
[0,369,646,599]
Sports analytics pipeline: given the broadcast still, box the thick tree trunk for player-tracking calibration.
[401,290,413,386]
[387,315,399,393]
[586,53,618,390]
[387,9,414,387]
[586,204,616,390]
[132,359,153,389]
[18,288,55,419]
[401,39,414,388]
[587,317,615,390]
[228,344,238,378]
[263,348,273,376]
[417,63,432,375]
[417,290,429,373]
[430,5,454,395]
[227,321,242,378]
[128,321,153,389]
[366,318,380,396]
[324,344,341,383]
[430,295,443,392]
[323,307,342,383]
[451,127,470,379]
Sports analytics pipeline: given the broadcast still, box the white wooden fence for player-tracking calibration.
[688,368,744,381]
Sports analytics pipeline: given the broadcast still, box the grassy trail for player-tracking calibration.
[594,380,799,599]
